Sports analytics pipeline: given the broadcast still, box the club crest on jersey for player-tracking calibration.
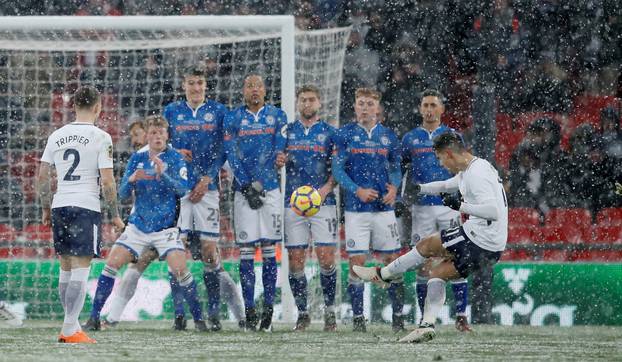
[266,115,275,125]
[346,239,355,248]
[380,136,389,146]
[238,231,248,240]
[107,144,113,159]
[203,113,214,122]
[317,134,326,142]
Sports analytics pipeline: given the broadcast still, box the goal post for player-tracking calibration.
[0,15,350,323]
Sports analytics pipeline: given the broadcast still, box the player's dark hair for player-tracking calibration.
[433,131,466,153]
[296,84,321,99]
[421,89,445,104]
[145,115,169,130]
[73,86,100,110]
[183,65,207,78]
[244,73,264,83]
[128,119,145,132]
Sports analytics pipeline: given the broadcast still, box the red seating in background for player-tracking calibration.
[596,208,622,226]
[0,224,17,243]
[544,208,592,241]
[495,130,524,169]
[22,224,52,242]
[509,208,541,227]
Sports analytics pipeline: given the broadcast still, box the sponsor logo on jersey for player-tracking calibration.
[107,144,113,159]
[177,114,184,121]
[353,136,360,142]
[241,119,249,127]
[288,133,296,140]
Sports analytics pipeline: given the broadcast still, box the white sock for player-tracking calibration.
[219,271,244,321]
[422,278,446,326]
[107,268,141,322]
[61,267,90,336]
[382,247,425,279]
[58,270,71,312]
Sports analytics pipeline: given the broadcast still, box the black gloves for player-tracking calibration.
[241,181,265,210]
[440,192,462,211]
[394,200,407,218]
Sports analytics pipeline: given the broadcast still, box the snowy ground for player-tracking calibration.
[1,321,620,361]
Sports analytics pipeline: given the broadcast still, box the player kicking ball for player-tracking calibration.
[353,131,508,343]
[84,115,208,332]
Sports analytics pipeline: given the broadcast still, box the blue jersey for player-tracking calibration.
[119,146,189,233]
[401,125,460,206]
[224,104,288,192]
[284,119,336,206]
[332,122,402,212]
[163,100,226,191]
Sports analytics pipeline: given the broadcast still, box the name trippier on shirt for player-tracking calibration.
[55,135,91,148]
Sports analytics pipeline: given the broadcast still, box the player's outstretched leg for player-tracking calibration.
[239,247,258,331]
[451,278,472,332]
[259,243,277,332]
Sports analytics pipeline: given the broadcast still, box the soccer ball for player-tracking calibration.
[290,185,322,217]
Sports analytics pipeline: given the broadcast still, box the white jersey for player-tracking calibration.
[41,122,114,212]
[459,158,508,252]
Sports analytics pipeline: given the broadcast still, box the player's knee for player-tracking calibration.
[261,244,276,259]
[348,274,363,286]
[240,247,255,260]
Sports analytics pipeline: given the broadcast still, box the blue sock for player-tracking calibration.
[388,281,404,316]
[178,272,203,321]
[203,267,221,318]
[168,271,185,318]
[452,281,469,315]
[90,266,117,320]
[416,282,427,316]
[320,266,337,308]
[347,282,364,317]
[239,258,256,308]
[262,257,277,307]
[288,270,308,313]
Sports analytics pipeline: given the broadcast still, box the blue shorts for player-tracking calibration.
[440,226,502,278]
[52,206,101,257]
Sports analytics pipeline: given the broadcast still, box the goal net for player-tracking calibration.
[0,16,350,322]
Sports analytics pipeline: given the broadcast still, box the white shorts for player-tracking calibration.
[115,224,184,260]
[284,205,338,249]
[411,205,460,243]
[177,190,220,241]
[234,189,282,245]
[344,211,400,255]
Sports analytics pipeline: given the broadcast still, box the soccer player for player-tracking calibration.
[353,131,508,343]
[37,85,125,343]
[224,73,288,331]
[276,85,338,332]
[84,115,209,332]
[164,65,239,331]
[401,89,471,331]
[332,88,404,332]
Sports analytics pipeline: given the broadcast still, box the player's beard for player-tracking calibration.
[300,109,318,121]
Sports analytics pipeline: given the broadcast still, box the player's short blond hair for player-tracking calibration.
[128,119,145,132]
[145,115,168,130]
[355,87,381,101]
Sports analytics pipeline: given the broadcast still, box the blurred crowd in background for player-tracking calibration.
[0,0,621,231]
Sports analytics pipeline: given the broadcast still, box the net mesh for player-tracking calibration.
[0,19,350,320]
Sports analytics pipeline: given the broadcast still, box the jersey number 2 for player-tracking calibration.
[63,149,81,181]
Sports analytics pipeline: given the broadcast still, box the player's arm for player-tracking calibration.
[419,174,461,195]
[331,132,377,202]
[99,135,124,232]
[272,112,288,168]
[118,155,138,201]
[37,161,53,226]
[156,155,190,198]
[383,134,402,205]
[223,111,251,186]
[101,168,125,232]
